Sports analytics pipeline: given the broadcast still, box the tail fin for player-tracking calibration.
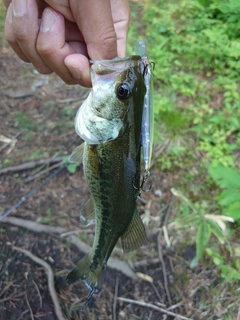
[66,253,105,306]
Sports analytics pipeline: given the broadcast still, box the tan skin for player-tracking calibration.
[3,0,130,87]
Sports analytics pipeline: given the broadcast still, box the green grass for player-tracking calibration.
[0,3,6,45]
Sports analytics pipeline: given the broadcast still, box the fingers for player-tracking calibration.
[41,0,75,22]
[37,8,91,86]
[4,0,91,86]
[111,0,130,57]
[5,0,52,73]
[4,0,129,87]
[4,3,29,62]
[64,53,91,87]
[69,0,118,61]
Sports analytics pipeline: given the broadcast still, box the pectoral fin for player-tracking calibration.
[121,210,147,252]
[69,143,85,163]
[80,197,95,227]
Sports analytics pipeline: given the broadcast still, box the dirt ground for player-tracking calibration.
[0,45,227,319]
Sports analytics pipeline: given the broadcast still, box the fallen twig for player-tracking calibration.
[25,161,64,182]
[0,156,65,174]
[117,297,192,320]
[10,245,66,320]
[0,281,14,298]
[32,280,43,309]
[113,277,119,320]
[0,291,25,303]
[0,165,65,221]
[157,231,172,305]
[3,217,66,234]
[133,257,160,267]
[0,257,16,278]
[151,282,163,304]
[167,301,184,311]
[0,133,20,155]
[16,309,29,320]
[5,91,35,98]
[162,196,174,227]
[25,293,34,320]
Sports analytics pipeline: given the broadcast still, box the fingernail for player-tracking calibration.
[69,65,83,79]
[13,0,27,16]
[40,8,58,33]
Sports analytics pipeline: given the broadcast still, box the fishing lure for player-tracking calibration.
[135,41,154,188]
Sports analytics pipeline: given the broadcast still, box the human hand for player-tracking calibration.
[3,0,130,87]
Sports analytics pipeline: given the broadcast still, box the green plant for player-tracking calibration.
[17,112,37,132]
[63,156,80,174]
[172,188,234,267]
[128,0,240,168]
[0,3,6,45]
[209,165,240,222]
[206,247,240,281]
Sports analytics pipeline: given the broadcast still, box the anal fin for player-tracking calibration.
[80,196,95,227]
[121,210,147,252]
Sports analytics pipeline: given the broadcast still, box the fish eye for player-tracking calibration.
[116,83,131,100]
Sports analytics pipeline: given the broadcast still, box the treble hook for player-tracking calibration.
[142,61,155,77]
[82,287,99,310]
[140,169,152,192]
[132,170,152,195]
[150,61,155,71]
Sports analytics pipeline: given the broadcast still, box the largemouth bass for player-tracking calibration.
[66,55,147,306]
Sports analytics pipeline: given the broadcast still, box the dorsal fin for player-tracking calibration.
[69,143,85,163]
[121,210,147,252]
[80,197,95,227]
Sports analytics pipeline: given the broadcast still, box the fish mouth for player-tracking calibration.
[76,112,100,144]
[90,56,141,74]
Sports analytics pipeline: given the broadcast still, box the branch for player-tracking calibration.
[11,245,66,320]
[157,231,172,305]
[3,217,66,234]
[0,156,65,174]
[117,297,193,320]
[0,166,64,221]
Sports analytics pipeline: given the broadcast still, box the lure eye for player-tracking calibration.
[116,83,131,100]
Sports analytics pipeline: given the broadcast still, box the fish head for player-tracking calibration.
[75,56,146,144]
[91,57,142,119]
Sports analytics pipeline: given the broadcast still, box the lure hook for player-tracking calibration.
[132,170,151,195]
[150,61,155,71]
[142,61,155,77]
[82,287,99,310]
[140,169,152,192]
